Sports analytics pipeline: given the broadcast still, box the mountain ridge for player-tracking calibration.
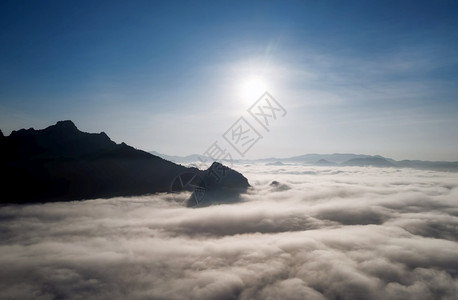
[151,151,458,172]
[0,121,249,205]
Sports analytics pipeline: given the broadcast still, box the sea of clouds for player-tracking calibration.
[1,164,458,300]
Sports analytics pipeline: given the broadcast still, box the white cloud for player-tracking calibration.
[0,165,457,299]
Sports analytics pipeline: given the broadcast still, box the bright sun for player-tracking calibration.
[241,76,267,101]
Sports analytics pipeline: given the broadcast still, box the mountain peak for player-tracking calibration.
[56,120,76,126]
[187,161,249,207]
[46,120,79,133]
[6,120,117,159]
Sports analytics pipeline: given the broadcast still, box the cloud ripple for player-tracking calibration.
[1,165,457,299]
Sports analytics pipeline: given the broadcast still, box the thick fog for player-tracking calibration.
[1,165,458,299]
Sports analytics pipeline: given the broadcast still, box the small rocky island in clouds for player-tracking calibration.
[0,121,249,205]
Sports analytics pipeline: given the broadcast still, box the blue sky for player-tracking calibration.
[1,0,457,161]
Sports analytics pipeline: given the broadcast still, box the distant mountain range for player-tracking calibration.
[149,151,211,165]
[0,121,249,205]
[151,151,458,172]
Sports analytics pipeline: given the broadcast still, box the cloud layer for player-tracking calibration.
[1,165,458,299]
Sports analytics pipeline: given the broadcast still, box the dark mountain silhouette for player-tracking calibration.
[0,121,249,204]
[187,162,250,207]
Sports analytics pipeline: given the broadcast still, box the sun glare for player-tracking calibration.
[241,76,267,101]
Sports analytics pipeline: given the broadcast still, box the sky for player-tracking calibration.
[1,0,457,161]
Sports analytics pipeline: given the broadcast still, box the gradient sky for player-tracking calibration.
[1,0,457,161]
